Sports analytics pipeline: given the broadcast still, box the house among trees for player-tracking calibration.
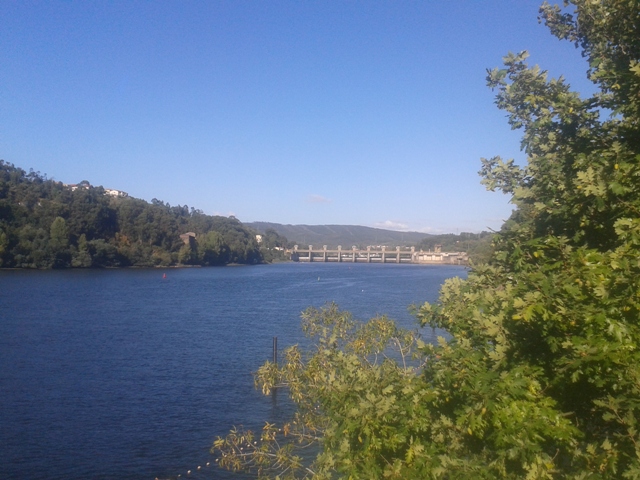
[104,188,128,198]
[62,181,128,198]
[63,182,91,191]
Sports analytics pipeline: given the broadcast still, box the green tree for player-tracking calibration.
[49,216,71,268]
[71,233,92,268]
[261,228,290,250]
[178,243,196,265]
[259,228,291,263]
[0,229,8,267]
[14,224,50,268]
[49,217,69,250]
[198,230,228,266]
[214,304,429,479]
[88,238,121,267]
[213,1,640,478]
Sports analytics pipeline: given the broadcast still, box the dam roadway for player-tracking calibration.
[289,245,468,265]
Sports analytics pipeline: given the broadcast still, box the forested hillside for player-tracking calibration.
[0,161,262,268]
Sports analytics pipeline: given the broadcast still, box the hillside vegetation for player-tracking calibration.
[0,161,261,268]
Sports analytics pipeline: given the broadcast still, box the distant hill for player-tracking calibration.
[247,222,432,249]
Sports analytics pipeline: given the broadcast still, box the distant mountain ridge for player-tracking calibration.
[247,222,432,248]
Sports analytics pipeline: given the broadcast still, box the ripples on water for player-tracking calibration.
[0,263,466,479]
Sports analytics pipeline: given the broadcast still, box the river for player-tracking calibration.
[0,263,466,479]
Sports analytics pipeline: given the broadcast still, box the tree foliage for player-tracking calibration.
[212,1,640,478]
[415,231,494,264]
[214,304,428,479]
[259,228,294,263]
[0,163,266,268]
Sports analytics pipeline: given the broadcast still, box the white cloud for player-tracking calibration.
[414,226,448,234]
[307,194,332,204]
[373,222,465,234]
[373,220,410,231]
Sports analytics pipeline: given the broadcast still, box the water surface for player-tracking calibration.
[0,263,466,479]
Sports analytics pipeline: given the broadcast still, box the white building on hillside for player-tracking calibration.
[104,188,128,198]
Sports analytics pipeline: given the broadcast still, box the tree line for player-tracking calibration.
[0,162,269,268]
[415,231,494,264]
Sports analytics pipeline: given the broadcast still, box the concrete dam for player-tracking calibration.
[289,245,468,265]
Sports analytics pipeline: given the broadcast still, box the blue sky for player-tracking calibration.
[1,1,593,233]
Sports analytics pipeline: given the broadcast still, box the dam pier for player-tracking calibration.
[289,245,468,265]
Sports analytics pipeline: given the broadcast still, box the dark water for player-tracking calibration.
[0,263,466,480]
